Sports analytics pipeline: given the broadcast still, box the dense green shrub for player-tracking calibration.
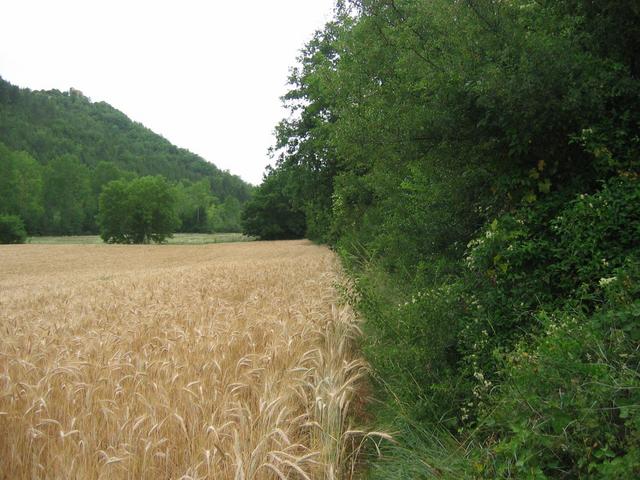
[460,176,640,391]
[0,214,27,244]
[477,258,640,478]
[551,175,640,302]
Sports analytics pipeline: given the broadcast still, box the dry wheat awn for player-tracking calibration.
[0,240,387,479]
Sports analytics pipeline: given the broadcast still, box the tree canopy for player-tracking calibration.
[98,176,180,244]
[241,167,306,240]
[244,0,640,476]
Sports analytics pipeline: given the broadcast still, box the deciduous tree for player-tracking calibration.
[98,176,180,244]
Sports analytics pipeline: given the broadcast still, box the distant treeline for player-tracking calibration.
[245,1,640,477]
[0,77,252,235]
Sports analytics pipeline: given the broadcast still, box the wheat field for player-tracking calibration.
[0,240,383,479]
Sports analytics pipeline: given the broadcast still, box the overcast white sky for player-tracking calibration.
[0,0,335,185]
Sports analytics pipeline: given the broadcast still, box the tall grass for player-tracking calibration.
[0,240,384,478]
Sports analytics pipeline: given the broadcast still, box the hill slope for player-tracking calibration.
[0,76,253,234]
[0,77,251,199]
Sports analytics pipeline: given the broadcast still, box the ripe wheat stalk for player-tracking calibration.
[0,240,388,479]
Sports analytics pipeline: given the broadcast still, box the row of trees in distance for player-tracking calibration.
[0,143,244,240]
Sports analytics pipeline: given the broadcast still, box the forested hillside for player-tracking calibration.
[244,1,640,477]
[0,77,252,235]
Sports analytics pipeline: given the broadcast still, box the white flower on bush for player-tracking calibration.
[598,276,617,287]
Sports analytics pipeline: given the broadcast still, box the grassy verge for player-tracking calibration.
[26,232,255,245]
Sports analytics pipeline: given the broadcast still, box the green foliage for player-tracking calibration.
[97,180,130,243]
[43,155,92,235]
[98,176,180,244]
[349,258,467,425]
[172,179,245,234]
[478,258,640,478]
[0,214,27,244]
[217,197,243,233]
[551,175,640,300]
[460,176,640,392]
[241,168,306,240]
[91,161,135,196]
[174,179,216,233]
[0,77,252,235]
[249,0,640,476]
[0,77,251,197]
[0,142,44,233]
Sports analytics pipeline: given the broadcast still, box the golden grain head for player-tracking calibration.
[0,240,386,479]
